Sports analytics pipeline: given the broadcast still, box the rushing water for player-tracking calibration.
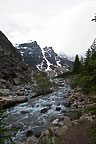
[5,80,70,143]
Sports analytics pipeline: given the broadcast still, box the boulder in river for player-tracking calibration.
[41,108,49,113]
[35,132,41,138]
[21,110,29,114]
[16,96,28,103]
[55,107,61,111]
[26,136,38,144]
[26,130,33,137]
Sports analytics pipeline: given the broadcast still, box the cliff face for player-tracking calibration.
[0,31,31,88]
[16,41,73,76]
[0,31,21,59]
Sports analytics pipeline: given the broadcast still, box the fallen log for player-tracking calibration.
[0,96,28,108]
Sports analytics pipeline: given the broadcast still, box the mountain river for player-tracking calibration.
[5,79,70,143]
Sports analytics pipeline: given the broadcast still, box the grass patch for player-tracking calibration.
[90,98,96,103]
[71,110,82,120]
[90,123,96,144]
[85,104,96,115]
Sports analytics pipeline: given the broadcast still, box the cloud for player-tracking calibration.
[0,0,96,56]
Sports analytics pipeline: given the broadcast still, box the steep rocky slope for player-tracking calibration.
[0,31,31,88]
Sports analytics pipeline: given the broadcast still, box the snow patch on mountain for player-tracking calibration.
[15,41,73,76]
[41,48,51,71]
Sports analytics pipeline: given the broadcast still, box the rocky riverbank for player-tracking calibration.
[19,86,96,144]
[1,78,96,144]
[0,79,72,144]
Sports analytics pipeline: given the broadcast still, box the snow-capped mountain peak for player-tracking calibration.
[15,41,73,76]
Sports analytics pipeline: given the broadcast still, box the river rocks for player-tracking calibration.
[0,89,9,96]
[51,125,68,137]
[16,91,24,96]
[0,79,8,89]
[55,107,61,111]
[40,130,49,138]
[51,116,72,128]
[16,96,28,103]
[26,136,38,144]
[26,130,33,137]
[52,119,59,126]
[39,116,71,141]
[13,78,21,85]
[35,132,41,138]
[3,79,72,143]
[63,116,72,128]
[24,91,29,96]
[66,87,92,112]
[25,85,31,90]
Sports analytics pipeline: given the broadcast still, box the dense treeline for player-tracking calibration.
[57,38,96,94]
[72,38,96,94]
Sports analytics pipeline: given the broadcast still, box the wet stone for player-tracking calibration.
[21,110,29,114]
[35,132,41,138]
[41,108,49,113]
[26,130,33,137]
[56,107,61,111]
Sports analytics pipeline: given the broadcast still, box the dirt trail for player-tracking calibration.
[57,120,95,144]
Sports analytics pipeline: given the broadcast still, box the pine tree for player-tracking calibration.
[0,104,17,144]
[85,48,91,63]
[90,38,96,60]
[80,38,96,93]
[72,54,82,74]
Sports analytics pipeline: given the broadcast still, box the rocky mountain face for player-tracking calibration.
[0,31,31,88]
[15,41,73,76]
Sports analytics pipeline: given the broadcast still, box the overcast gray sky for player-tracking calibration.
[0,0,96,56]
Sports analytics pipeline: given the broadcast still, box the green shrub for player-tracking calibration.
[0,104,17,144]
[73,110,82,120]
[85,105,96,115]
[90,123,96,144]
[90,98,96,103]
[33,72,56,93]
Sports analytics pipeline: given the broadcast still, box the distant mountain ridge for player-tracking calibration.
[15,41,73,76]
